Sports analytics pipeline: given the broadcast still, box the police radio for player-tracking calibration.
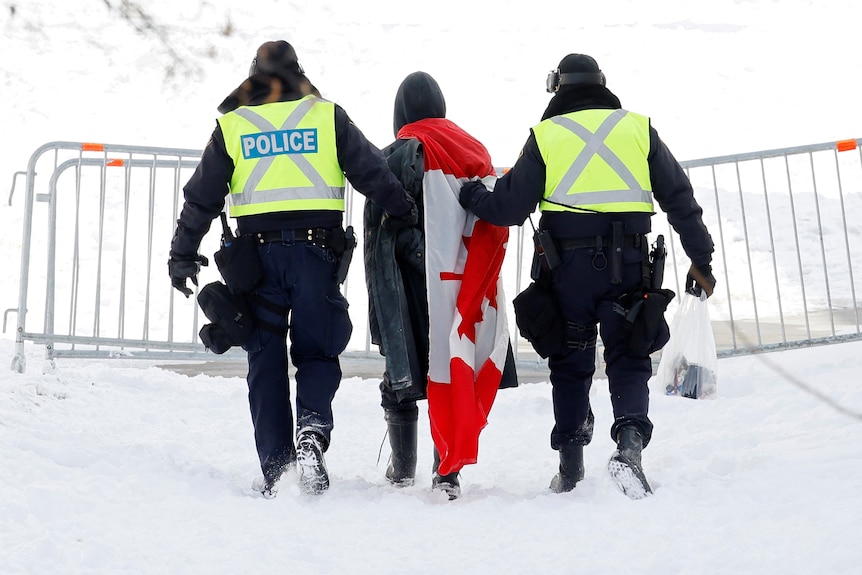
[649,234,666,290]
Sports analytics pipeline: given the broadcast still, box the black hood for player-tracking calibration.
[393,71,447,138]
[541,84,622,121]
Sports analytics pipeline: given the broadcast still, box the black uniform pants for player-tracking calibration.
[547,243,654,450]
[242,236,352,480]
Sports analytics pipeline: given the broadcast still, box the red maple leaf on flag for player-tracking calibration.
[455,221,506,342]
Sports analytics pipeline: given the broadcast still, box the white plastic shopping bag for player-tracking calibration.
[656,291,717,399]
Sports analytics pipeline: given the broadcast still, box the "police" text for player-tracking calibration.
[241,129,318,159]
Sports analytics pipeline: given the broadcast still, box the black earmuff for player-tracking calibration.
[545,69,606,93]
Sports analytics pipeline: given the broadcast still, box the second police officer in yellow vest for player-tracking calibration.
[169,41,418,498]
[460,53,716,498]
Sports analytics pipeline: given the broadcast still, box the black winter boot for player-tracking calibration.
[549,444,585,493]
[296,429,329,495]
[384,410,418,487]
[253,457,295,499]
[608,425,652,499]
[431,447,461,500]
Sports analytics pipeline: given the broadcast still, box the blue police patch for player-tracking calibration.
[241,129,318,159]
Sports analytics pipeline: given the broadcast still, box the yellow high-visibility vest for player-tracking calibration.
[218,95,345,217]
[533,109,654,213]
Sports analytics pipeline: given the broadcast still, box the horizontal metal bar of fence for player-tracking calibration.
[679,138,861,168]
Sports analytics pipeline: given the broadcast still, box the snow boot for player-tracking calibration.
[252,459,295,499]
[431,447,461,500]
[296,429,329,495]
[252,475,280,499]
[251,448,297,499]
[549,444,585,493]
[608,425,652,499]
[384,410,418,487]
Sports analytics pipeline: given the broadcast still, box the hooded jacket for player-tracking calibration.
[365,72,517,405]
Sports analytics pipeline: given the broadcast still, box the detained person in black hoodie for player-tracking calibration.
[366,72,518,499]
[459,54,715,499]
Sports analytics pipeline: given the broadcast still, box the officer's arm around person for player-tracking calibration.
[170,108,416,289]
[459,108,715,295]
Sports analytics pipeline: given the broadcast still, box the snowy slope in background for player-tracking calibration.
[3,0,860,171]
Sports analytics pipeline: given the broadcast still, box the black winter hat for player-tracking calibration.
[559,54,601,75]
[218,40,319,114]
[393,71,447,137]
[554,54,606,90]
[249,40,303,80]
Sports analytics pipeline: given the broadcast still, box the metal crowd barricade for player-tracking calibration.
[6,142,208,372]
[503,138,862,362]
[671,137,862,357]
[6,137,862,373]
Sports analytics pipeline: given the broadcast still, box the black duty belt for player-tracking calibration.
[252,228,332,249]
[557,234,644,251]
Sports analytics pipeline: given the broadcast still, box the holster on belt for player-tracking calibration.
[334,225,357,284]
[607,232,675,356]
[214,212,264,294]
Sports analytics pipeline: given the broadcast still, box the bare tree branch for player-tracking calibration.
[101,0,189,79]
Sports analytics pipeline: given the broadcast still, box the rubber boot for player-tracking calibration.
[431,447,461,500]
[608,425,652,499]
[384,410,418,487]
[549,444,585,493]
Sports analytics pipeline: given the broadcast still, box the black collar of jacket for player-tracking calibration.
[217,73,321,114]
[540,84,623,121]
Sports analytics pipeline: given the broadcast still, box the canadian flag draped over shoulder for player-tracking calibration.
[396,117,510,476]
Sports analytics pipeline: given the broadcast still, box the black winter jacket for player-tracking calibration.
[365,139,429,402]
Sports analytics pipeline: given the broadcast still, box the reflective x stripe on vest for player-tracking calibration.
[534,109,654,213]
[218,96,345,217]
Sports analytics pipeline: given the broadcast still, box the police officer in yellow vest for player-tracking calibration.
[169,41,417,498]
[459,54,715,498]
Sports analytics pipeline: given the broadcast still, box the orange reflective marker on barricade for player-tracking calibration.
[836,139,857,152]
[81,142,105,152]
[106,159,124,167]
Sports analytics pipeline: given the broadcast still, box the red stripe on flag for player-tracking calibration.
[428,356,504,476]
[439,272,463,281]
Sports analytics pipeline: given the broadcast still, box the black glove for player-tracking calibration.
[168,253,209,298]
[686,263,716,298]
[382,197,419,231]
[459,180,486,210]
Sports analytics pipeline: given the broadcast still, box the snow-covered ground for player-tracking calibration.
[3,338,861,574]
[2,1,862,573]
